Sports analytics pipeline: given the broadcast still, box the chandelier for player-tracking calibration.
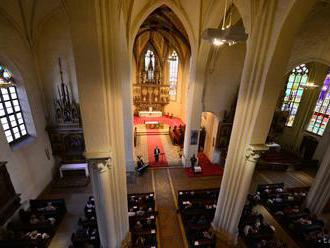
[301,81,319,89]
[202,0,248,47]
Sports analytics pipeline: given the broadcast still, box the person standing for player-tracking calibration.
[154,146,160,162]
[190,154,197,170]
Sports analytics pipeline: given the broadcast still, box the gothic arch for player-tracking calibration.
[129,1,194,54]
[288,57,330,74]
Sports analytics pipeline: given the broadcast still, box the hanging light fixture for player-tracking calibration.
[0,66,15,88]
[301,81,319,89]
[202,0,248,47]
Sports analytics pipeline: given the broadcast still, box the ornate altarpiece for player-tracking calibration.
[46,59,85,163]
[133,49,170,112]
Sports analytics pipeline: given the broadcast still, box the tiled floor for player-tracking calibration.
[46,167,316,248]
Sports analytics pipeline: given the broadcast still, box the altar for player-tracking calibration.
[145,121,160,129]
[139,111,162,117]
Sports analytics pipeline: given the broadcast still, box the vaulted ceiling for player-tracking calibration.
[134,5,191,62]
[0,0,64,46]
[136,5,190,48]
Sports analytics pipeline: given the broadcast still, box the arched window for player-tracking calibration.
[0,65,27,143]
[144,49,155,80]
[168,51,179,101]
[307,72,330,136]
[281,64,309,127]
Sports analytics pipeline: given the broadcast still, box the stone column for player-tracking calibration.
[182,58,202,167]
[211,0,316,245]
[66,0,130,247]
[89,157,119,247]
[305,143,330,215]
[212,145,268,244]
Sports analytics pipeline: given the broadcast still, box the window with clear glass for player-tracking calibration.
[307,72,330,136]
[281,64,309,127]
[0,66,27,143]
[168,51,179,101]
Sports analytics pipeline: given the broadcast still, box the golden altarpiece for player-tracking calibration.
[133,49,170,113]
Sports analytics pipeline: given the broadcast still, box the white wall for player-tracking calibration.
[204,43,246,119]
[0,15,55,201]
[36,9,79,123]
[200,112,219,162]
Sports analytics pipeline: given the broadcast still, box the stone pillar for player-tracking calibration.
[210,0,316,244]
[66,0,130,247]
[212,145,268,244]
[88,157,127,248]
[87,155,129,248]
[305,144,330,215]
[182,58,202,167]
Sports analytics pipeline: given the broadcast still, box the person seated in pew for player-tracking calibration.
[136,207,145,216]
[36,202,57,212]
[275,187,284,193]
[28,213,56,226]
[135,236,145,248]
[87,227,99,242]
[267,195,284,204]
[88,196,95,205]
[84,200,96,219]
[293,215,324,233]
[128,208,136,217]
[197,215,208,225]
[244,224,258,237]
[25,230,50,240]
[202,230,214,240]
[135,221,143,231]
[136,155,149,175]
[86,200,95,210]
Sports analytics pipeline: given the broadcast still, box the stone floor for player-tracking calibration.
[46,167,316,248]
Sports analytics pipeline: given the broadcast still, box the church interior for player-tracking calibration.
[0,0,330,247]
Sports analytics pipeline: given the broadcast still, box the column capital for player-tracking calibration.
[120,232,131,248]
[245,144,269,162]
[88,157,112,173]
[210,224,237,247]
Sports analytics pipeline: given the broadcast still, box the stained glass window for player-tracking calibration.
[307,72,330,136]
[281,64,309,127]
[145,49,155,80]
[0,66,27,144]
[168,51,179,101]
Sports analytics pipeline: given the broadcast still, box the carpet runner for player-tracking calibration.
[146,129,168,167]
[185,153,224,177]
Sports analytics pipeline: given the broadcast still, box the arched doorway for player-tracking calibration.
[131,5,191,167]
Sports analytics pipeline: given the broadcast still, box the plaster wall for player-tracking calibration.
[0,15,55,202]
[204,43,245,119]
[36,9,79,123]
[201,112,219,162]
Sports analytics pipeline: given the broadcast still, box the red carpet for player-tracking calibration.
[134,116,184,128]
[185,153,224,177]
[146,130,168,167]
